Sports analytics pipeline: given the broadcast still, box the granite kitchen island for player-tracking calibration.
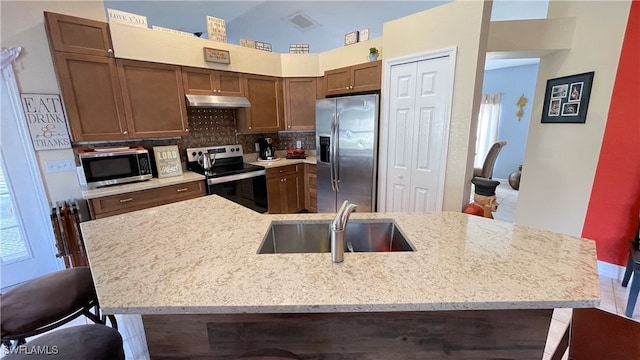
[81,195,599,359]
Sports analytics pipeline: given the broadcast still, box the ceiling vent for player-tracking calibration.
[284,10,320,32]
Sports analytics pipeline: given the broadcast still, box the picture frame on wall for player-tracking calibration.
[541,71,594,124]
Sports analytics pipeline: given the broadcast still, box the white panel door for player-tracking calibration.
[386,56,451,212]
[386,62,417,211]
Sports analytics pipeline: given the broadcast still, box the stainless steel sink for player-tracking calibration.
[257,219,415,254]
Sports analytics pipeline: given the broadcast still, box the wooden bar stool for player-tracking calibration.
[0,267,117,350]
[621,228,640,317]
[3,324,124,360]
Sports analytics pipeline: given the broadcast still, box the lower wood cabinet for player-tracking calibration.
[88,180,205,219]
[266,165,304,214]
[305,163,317,212]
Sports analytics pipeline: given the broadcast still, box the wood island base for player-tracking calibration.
[142,309,553,359]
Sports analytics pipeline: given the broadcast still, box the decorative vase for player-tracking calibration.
[368,53,379,62]
[508,165,522,190]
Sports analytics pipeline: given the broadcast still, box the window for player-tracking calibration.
[474,93,501,168]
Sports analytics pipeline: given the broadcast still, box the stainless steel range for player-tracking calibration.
[187,145,268,213]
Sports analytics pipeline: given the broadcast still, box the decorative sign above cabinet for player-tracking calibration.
[204,47,230,64]
[107,8,148,28]
[20,93,71,150]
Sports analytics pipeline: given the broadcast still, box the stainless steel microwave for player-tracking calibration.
[79,148,153,189]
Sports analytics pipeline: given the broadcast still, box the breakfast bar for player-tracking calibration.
[80,196,599,359]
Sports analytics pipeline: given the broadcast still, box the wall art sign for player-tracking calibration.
[541,71,594,124]
[20,94,71,151]
[344,31,359,46]
[239,38,256,48]
[204,47,230,64]
[107,8,148,28]
[255,41,272,52]
[206,16,227,43]
[359,28,370,42]
[152,25,196,37]
[289,44,309,54]
[153,145,183,178]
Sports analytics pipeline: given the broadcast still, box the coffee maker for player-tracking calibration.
[258,138,276,160]
[258,137,275,160]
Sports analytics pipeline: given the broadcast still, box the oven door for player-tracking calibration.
[207,173,268,213]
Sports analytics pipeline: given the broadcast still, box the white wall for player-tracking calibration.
[516,0,631,236]
[382,0,493,211]
[1,1,107,203]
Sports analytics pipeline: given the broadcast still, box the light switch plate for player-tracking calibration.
[296,140,302,149]
[45,160,76,173]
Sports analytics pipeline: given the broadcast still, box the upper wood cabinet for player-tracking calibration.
[324,61,382,97]
[283,77,318,131]
[52,52,128,141]
[44,11,114,57]
[236,74,284,132]
[117,59,188,138]
[45,12,188,141]
[181,67,244,96]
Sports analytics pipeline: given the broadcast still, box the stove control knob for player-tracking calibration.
[230,148,235,152]
[191,151,197,157]
[236,147,240,152]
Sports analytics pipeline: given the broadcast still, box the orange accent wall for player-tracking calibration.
[582,0,640,265]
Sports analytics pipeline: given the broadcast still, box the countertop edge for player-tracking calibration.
[105,300,601,315]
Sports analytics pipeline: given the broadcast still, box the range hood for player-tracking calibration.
[185,94,251,108]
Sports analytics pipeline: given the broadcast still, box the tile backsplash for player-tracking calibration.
[73,108,316,166]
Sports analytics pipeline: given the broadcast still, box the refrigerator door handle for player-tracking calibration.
[329,113,337,192]
[334,112,340,192]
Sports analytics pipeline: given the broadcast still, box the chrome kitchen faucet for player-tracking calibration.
[331,200,358,263]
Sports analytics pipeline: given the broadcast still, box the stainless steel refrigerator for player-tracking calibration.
[316,94,379,212]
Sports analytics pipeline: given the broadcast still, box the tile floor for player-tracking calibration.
[4,181,638,359]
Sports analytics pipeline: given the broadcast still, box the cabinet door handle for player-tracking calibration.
[119,198,133,203]
[122,130,128,135]
[185,128,189,132]
[107,49,113,54]
[217,89,222,93]
[176,188,188,192]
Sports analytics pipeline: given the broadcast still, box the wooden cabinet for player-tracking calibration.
[45,12,188,141]
[182,67,244,96]
[304,163,317,212]
[324,61,382,97]
[117,59,188,138]
[283,78,318,131]
[45,12,128,141]
[52,52,128,141]
[88,181,206,219]
[266,165,304,214]
[236,74,284,132]
[44,11,113,57]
